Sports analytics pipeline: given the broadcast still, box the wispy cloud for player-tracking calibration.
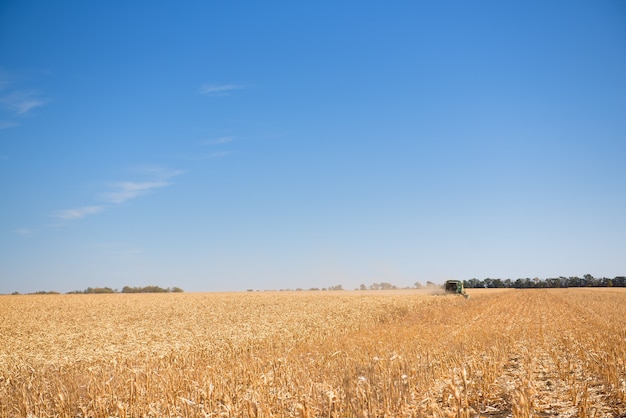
[0,70,48,131]
[103,167,184,204]
[15,228,33,235]
[103,181,170,204]
[50,166,183,223]
[0,90,46,115]
[55,206,104,220]
[201,136,236,145]
[199,84,241,96]
[134,166,184,179]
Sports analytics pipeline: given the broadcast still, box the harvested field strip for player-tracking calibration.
[0,289,624,416]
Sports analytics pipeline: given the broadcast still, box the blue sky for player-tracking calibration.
[1,1,625,293]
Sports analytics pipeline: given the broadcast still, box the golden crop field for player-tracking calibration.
[1,288,624,417]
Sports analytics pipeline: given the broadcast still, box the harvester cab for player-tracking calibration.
[444,280,470,299]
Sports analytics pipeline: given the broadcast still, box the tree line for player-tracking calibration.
[18,285,185,295]
[248,275,626,292]
[462,274,625,289]
[11,274,626,295]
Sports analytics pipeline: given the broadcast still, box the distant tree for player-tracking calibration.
[568,276,581,287]
[585,274,600,287]
[90,287,114,294]
[414,282,422,289]
[359,283,367,291]
[121,285,174,293]
[464,278,482,288]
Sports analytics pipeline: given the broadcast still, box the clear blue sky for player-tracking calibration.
[1,1,625,293]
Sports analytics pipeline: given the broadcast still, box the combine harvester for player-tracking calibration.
[444,280,470,299]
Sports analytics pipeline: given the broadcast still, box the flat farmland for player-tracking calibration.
[1,289,624,417]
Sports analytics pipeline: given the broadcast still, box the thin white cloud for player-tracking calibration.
[15,228,33,235]
[0,90,46,115]
[133,166,185,180]
[50,166,183,223]
[103,166,184,204]
[55,206,104,220]
[199,84,241,96]
[103,181,170,204]
[201,136,236,145]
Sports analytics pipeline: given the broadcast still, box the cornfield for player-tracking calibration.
[1,288,624,417]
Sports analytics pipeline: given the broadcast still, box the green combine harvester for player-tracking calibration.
[444,280,470,299]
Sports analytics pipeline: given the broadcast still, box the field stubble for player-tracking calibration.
[0,289,624,417]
